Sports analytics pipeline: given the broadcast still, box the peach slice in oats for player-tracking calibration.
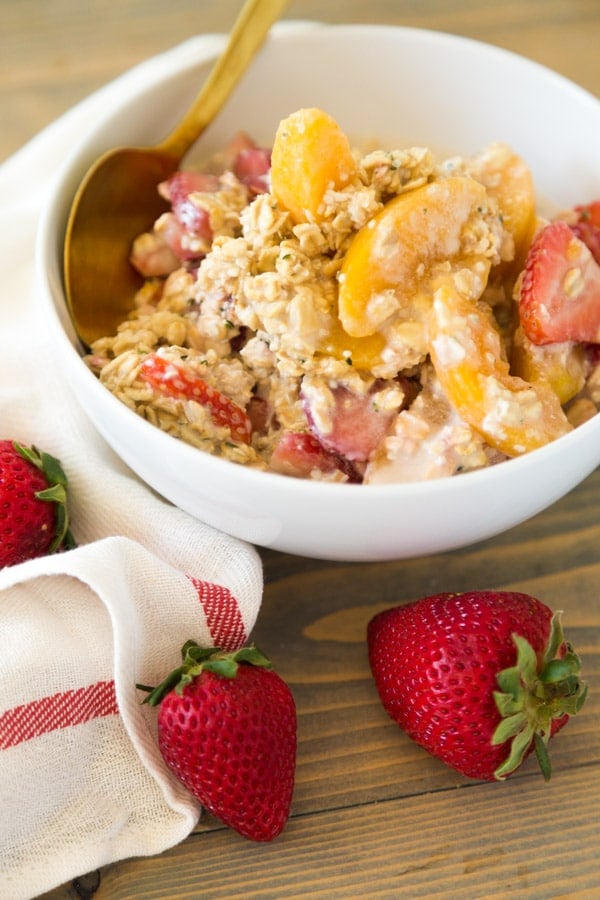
[316,315,386,372]
[471,143,537,271]
[270,107,358,224]
[337,176,494,338]
[510,325,587,405]
[428,280,571,456]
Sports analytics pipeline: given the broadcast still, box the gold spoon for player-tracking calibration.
[63,0,288,349]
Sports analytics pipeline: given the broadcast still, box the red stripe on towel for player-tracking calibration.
[0,680,118,750]
[187,577,246,649]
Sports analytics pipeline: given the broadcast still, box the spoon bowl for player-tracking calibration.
[63,0,288,348]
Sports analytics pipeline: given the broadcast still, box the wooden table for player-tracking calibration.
[4,1,600,897]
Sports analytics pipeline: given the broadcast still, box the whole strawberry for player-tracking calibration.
[143,642,296,841]
[0,440,75,568]
[367,591,587,782]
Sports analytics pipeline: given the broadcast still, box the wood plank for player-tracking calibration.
[54,766,600,898]
[2,0,599,160]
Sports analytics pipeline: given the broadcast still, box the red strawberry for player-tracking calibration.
[139,352,252,445]
[518,221,600,345]
[232,146,271,194]
[301,383,396,462]
[217,131,263,172]
[571,200,600,264]
[142,643,297,842]
[151,213,200,264]
[0,441,75,568]
[574,200,600,227]
[367,591,587,782]
[159,171,220,236]
[269,431,361,482]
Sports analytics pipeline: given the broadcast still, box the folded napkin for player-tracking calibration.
[0,35,270,900]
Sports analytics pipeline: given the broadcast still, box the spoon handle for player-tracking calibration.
[157,0,289,161]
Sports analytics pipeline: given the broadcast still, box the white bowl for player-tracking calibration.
[38,22,600,561]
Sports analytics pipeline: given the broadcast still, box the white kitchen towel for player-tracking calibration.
[0,32,286,900]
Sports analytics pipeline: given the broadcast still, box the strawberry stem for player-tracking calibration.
[492,612,587,781]
[139,642,272,706]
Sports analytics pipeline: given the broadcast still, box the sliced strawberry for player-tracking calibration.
[570,221,600,267]
[159,171,220,239]
[212,131,271,193]
[574,200,600,228]
[518,221,600,345]
[269,432,361,482]
[585,342,600,368]
[156,213,203,263]
[140,353,252,445]
[218,131,260,171]
[302,383,397,462]
[233,147,271,194]
[570,200,600,265]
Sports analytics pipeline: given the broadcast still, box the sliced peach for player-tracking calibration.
[511,325,587,405]
[338,176,493,338]
[472,143,537,270]
[317,315,386,371]
[428,280,572,456]
[270,108,358,223]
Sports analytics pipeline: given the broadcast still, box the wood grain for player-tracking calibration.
[6,1,599,897]
[2,0,600,161]
[65,768,600,898]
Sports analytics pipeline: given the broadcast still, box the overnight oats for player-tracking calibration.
[85,107,600,483]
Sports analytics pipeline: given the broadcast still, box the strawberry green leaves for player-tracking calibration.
[140,642,272,705]
[492,612,588,781]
